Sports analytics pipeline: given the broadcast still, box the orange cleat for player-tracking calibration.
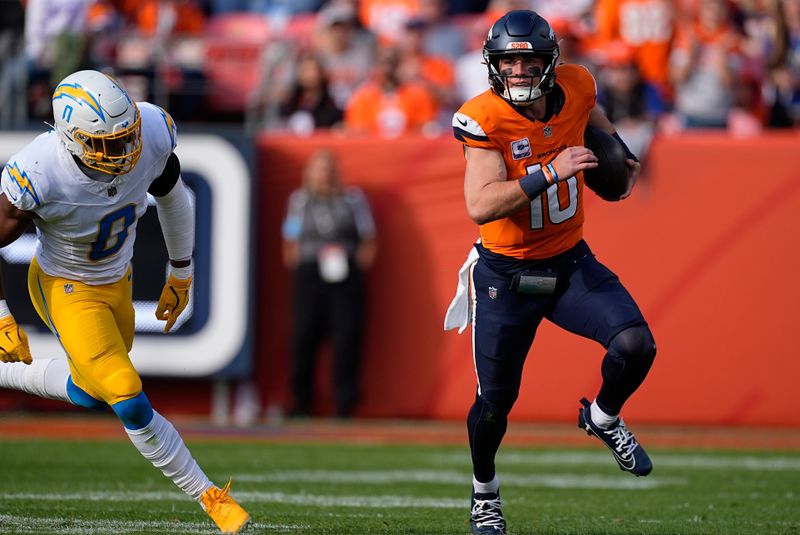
[200,480,251,534]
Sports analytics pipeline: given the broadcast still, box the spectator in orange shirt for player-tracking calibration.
[396,17,458,122]
[359,0,421,44]
[120,0,205,36]
[344,45,439,137]
[589,0,676,96]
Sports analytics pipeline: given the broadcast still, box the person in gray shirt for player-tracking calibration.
[282,148,377,418]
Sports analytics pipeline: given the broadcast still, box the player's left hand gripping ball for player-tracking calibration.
[0,315,32,364]
[156,275,193,333]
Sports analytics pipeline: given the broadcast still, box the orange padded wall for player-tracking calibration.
[253,132,800,426]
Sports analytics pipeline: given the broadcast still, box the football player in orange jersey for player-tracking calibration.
[447,10,657,534]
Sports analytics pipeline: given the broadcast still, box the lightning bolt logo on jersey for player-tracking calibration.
[453,64,597,260]
[3,162,41,207]
[0,102,177,284]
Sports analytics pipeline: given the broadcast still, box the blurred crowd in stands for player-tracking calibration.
[1,0,799,150]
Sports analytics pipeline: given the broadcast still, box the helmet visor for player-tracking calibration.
[74,115,142,175]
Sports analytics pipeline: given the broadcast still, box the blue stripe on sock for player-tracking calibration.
[66,378,107,410]
[112,392,155,430]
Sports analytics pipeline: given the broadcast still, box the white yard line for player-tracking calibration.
[236,470,682,489]
[430,450,800,470]
[0,491,465,509]
[0,515,300,534]
[0,469,679,516]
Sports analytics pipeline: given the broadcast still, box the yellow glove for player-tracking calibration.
[155,274,193,333]
[0,315,32,364]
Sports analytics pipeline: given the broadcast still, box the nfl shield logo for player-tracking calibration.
[64,284,74,294]
[488,286,498,300]
[543,125,552,138]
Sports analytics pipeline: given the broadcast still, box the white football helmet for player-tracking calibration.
[52,70,142,175]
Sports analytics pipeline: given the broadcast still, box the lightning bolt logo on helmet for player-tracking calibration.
[52,82,107,122]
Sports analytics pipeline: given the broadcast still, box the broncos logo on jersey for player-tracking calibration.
[3,162,41,207]
[453,64,597,260]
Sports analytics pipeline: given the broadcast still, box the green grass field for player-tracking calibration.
[1,433,799,534]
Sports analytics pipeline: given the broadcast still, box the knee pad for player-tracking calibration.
[111,391,154,430]
[66,378,107,411]
[476,390,517,421]
[608,325,657,366]
[99,368,143,405]
[602,326,656,383]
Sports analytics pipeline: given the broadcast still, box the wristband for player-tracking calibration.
[518,170,550,200]
[169,261,193,280]
[0,299,11,318]
[546,163,558,183]
[612,131,639,162]
[541,166,554,185]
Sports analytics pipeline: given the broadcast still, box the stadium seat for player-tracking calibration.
[203,13,272,113]
[283,12,317,48]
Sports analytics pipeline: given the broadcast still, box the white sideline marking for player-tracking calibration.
[236,470,682,489]
[237,492,466,508]
[431,451,800,471]
[0,515,300,534]
[0,491,465,509]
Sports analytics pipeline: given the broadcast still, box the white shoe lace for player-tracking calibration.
[471,497,505,528]
[603,419,639,459]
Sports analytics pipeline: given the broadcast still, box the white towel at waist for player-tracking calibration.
[443,244,480,333]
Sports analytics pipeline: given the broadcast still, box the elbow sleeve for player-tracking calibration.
[154,178,194,261]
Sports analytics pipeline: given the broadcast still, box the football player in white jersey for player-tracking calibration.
[0,70,250,534]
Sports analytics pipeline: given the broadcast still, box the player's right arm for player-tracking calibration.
[464,145,598,225]
[0,193,34,364]
[0,193,34,247]
[464,146,530,225]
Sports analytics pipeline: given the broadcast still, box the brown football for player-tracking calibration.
[583,126,629,201]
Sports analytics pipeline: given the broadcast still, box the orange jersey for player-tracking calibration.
[345,81,438,137]
[359,0,421,44]
[591,0,674,87]
[453,64,596,260]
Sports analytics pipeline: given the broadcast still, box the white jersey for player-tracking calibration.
[1,102,177,284]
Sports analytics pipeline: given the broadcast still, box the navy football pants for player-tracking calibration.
[467,240,655,482]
